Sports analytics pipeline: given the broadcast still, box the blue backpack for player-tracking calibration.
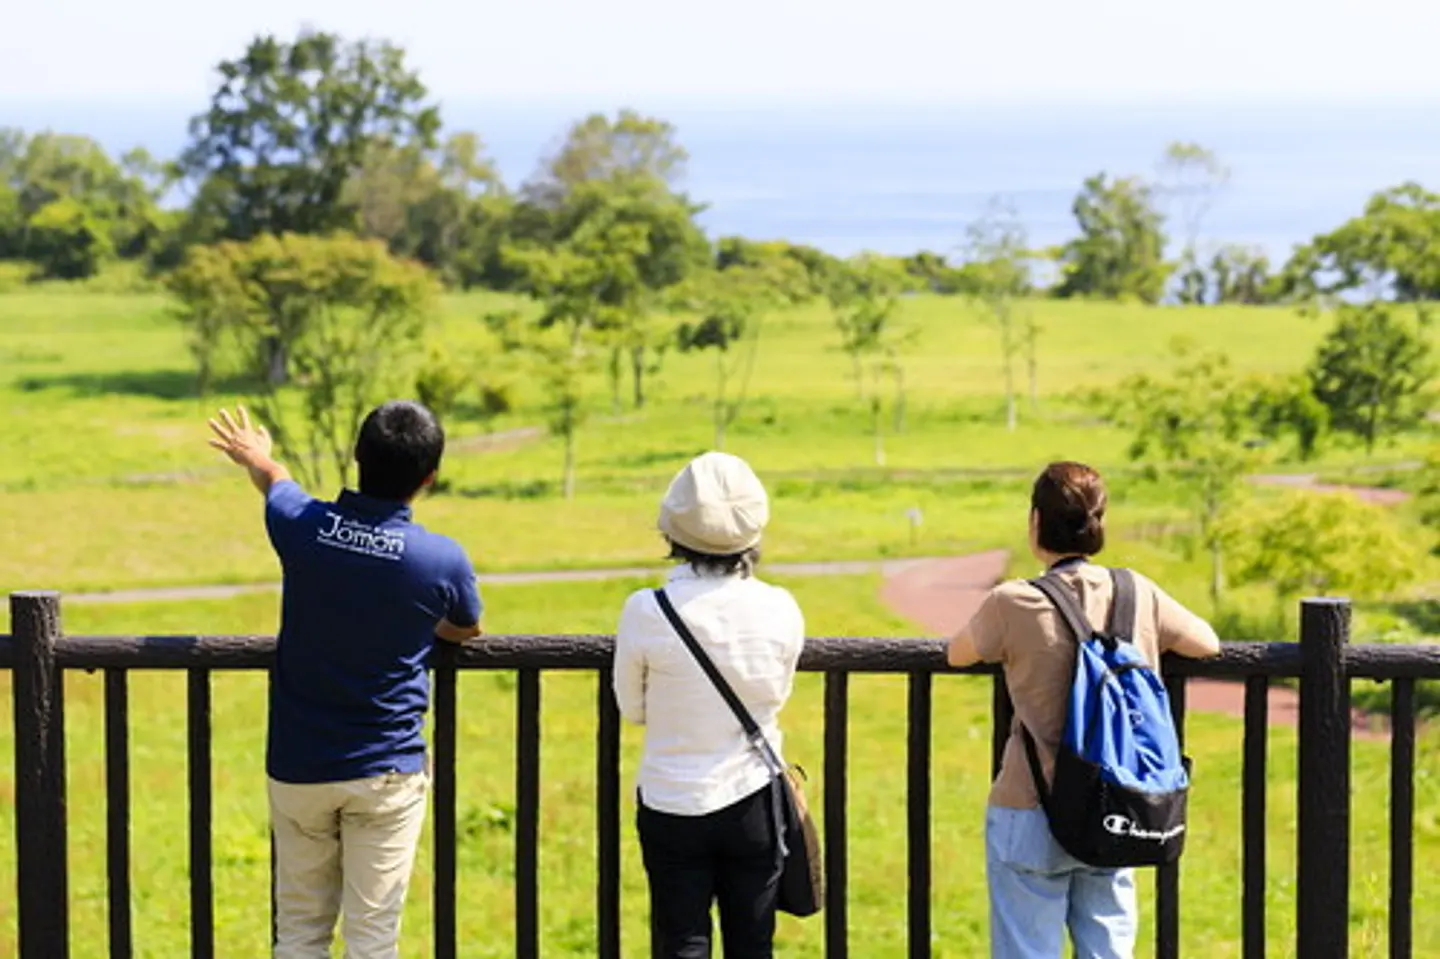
[1020,566,1190,868]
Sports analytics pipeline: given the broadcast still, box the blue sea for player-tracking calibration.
[9,97,1440,262]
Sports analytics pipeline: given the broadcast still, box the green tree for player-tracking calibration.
[828,255,914,464]
[715,236,834,300]
[168,233,437,487]
[346,133,513,287]
[0,130,163,265]
[1210,244,1275,304]
[1106,345,1262,604]
[1221,491,1416,602]
[523,110,688,208]
[502,180,684,496]
[180,31,440,244]
[674,259,806,450]
[519,113,707,408]
[1246,374,1330,461]
[1308,303,1433,455]
[964,198,1035,430]
[1054,173,1170,303]
[1282,182,1440,302]
[1155,143,1229,304]
[26,196,114,279]
[1414,448,1440,552]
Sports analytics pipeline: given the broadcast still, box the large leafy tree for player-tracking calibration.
[515,112,708,408]
[523,110,688,209]
[674,258,808,450]
[1282,182,1440,302]
[345,132,513,287]
[180,31,441,244]
[502,178,698,496]
[167,233,437,488]
[1104,346,1262,604]
[0,130,165,270]
[1054,173,1170,303]
[1308,303,1433,455]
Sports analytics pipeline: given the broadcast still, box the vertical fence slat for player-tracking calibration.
[104,669,132,959]
[269,833,277,949]
[1389,678,1415,959]
[1242,675,1268,959]
[824,671,849,959]
[1297,598,1350,959]
[596,668,621,959]
[11,591,68,959]
[515,668,541,959]
[433,648,459,959]
[187,668,214,959]
[990,672,1012,781]
[906,672,932,959]
[1156,674,1187,959]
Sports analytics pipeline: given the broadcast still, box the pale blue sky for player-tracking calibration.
[3,0,1439,107]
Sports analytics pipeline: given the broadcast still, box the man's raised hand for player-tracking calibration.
[207,406,291,494]
[208,405,273,468]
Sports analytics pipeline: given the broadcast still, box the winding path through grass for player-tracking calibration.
[56,471,1412,736]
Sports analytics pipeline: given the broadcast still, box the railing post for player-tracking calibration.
[1297,597,1350,959]
[11,590,69,959]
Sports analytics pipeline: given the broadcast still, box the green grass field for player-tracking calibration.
[1,281,1438,956]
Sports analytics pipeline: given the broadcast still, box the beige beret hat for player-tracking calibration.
[657,452,770,555]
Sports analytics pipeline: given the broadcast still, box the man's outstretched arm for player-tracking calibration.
[207,406,291,494]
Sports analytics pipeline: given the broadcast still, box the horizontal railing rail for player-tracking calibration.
[6,591,1438,958]
[0,632,1436,678]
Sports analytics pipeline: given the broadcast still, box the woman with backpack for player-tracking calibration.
[613,452,807,958]
[948,461,1220,958]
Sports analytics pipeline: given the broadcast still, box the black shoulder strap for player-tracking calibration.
[1107,567,1137,641]
[652,589,784,775]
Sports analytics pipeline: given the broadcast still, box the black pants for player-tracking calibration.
[637,784,782,959]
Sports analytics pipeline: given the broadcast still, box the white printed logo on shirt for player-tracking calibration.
[316,511,407,561]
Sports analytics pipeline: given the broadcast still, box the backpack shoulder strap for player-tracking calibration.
[1106,568,1137,642]
[1029,573,1096,644]
[1019,572,1094,815]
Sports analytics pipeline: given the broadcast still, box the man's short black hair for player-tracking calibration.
[354,401,445,501]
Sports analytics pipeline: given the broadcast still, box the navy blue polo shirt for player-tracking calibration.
[263,480,482,784]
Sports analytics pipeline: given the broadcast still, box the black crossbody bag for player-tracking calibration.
[653,589,824,917]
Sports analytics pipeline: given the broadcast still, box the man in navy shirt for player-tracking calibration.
[208,402,481,959]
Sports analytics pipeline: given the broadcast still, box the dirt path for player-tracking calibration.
[876,550,1392,738]
[64,555,953,604]
[1249,472,1413,505]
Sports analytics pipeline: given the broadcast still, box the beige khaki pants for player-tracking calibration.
[269,771,428,959]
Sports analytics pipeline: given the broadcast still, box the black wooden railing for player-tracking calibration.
[6,591,1440,958]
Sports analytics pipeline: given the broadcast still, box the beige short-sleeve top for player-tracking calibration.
[970,562,1206,809]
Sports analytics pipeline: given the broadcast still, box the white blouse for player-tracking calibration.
[613,565,806,816]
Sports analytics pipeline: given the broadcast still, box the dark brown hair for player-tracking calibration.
[1031,461,1107,556]
[666,539,761,578]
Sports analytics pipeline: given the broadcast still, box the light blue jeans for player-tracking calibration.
[985,806,1137,958]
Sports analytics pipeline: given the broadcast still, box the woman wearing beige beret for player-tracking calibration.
[613,452,806,958]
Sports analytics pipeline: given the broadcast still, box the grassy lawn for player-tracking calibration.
[1,283,1438,955]
[3,286,1434,594]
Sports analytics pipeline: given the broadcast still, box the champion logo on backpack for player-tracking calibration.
[1102,814,1186,842]
[1020,565,1192,869]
